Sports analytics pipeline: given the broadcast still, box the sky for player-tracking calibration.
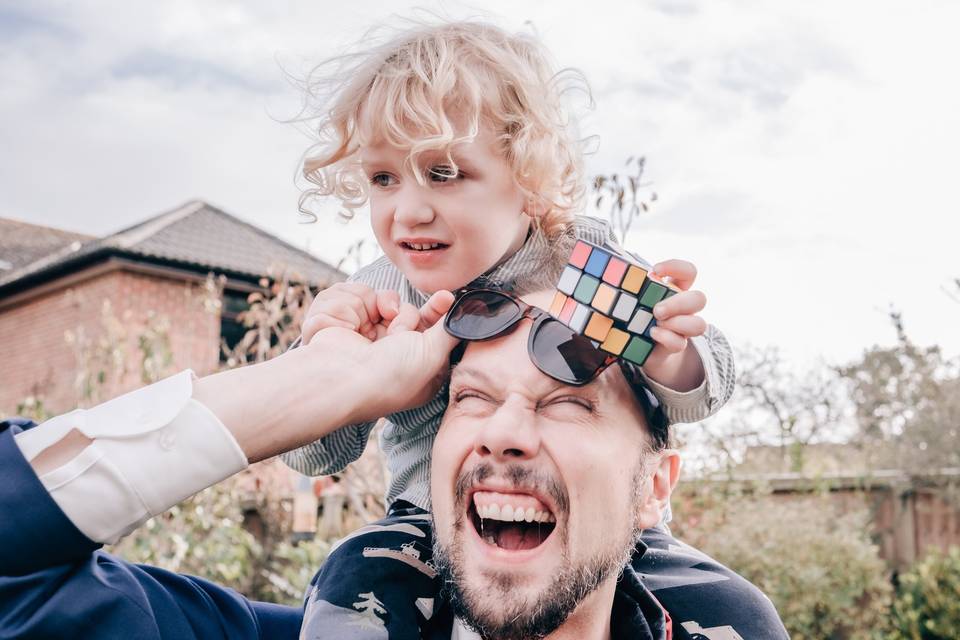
[2,0,958,370]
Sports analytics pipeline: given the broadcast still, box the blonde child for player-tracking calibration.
[285,19,747,639]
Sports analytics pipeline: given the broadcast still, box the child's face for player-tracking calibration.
[361,126,530,294]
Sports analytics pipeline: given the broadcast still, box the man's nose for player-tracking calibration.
[472,400,541,461]
[393,185,435,228]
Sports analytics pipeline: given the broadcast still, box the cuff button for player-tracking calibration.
[159,431,176,450]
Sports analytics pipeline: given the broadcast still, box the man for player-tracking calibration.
[0,291,785,639]
[430,290,680,640]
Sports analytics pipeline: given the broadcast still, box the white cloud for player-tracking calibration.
[1,0,958,365]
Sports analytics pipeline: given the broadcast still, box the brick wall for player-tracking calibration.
[0,267,221,414]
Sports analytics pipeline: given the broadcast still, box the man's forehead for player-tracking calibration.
[453,327,535,384]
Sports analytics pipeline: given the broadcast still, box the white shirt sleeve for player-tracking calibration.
[12,370,248,545]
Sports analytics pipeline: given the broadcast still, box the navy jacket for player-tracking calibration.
[0,422,302,640]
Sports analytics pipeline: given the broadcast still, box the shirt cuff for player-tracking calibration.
[642,372,710,415]
[642,334,719,419]
[13,370,248,544]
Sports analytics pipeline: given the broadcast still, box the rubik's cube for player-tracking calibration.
[549,240,679,366]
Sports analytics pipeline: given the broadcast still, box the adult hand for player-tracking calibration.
[195,290,459,462]
[305,289,458,419]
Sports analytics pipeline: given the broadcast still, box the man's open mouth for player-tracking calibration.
[468,491,557,551]
[400,241,449,252]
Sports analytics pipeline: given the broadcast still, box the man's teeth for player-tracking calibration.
[406,242,444,251]
[476,503,555,523]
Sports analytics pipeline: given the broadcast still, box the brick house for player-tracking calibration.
[0,200,344,414]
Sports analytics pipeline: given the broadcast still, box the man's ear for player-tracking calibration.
[636,450,681,530]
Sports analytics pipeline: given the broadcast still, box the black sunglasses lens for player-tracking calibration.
[447,291,523,339]
[531,320,609,384]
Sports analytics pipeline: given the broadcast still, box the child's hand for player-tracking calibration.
[301,282,399,344]
[642,259,708,392]
[301,283,452,345]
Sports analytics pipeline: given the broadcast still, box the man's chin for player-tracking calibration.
[444,567,575,640]
[470,563,556,608]
[434,538,613,640]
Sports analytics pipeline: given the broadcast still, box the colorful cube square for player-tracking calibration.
[559,296,578,324]
[602,257,629,286]
[627,308,654,334]
[584,312,614,342]
[573,274,600,304]
[622,336,654,366]
[639,280,668,308]
[611,292,637,322]
[591,283,618,315]
[557,265,581,296]
[600,328,630,355]
[584,249,611,278]
[569,240,592,269]
[569,303,592,333]
[621,265,648,294]
[549,291,567,317]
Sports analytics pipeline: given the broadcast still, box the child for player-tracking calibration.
[286,19,737,638]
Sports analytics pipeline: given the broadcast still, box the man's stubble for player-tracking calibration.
[433,461,648,640]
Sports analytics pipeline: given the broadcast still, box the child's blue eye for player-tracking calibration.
[428,165,461,182]
[370,173,397,187]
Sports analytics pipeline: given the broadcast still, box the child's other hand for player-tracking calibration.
[642,259,707,392]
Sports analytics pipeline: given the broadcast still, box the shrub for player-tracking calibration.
[109,479,262,595]
[889,546,960,639]
[108,476,331,605]
[675,490,893,639]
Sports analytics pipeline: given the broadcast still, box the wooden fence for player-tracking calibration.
[718,469,960,571]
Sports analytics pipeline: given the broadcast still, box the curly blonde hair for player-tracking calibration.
[297,19,589,239]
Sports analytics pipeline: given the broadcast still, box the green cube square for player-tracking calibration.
[622,336,654,366]
[639,281,667,308]
[573,274,600,304]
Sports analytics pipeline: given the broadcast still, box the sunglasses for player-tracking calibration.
[444,289,667,428]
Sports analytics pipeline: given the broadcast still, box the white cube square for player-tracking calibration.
[612,292,637,322]
[569,303,592,333]
[627,309,653,334]
[557,266,581,296]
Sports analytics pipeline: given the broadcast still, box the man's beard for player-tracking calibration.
[432,462,646,640]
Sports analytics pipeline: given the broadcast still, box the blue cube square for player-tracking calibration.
[583,249,611,278]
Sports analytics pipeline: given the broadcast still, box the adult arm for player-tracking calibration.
[1,307,456,638]
[0,421,303,639]
[280,257,414,477]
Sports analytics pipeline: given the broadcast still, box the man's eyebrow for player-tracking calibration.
[449,365,498,389]
[451,363,596,401]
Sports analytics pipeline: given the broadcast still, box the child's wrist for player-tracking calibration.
[642,343,704,392]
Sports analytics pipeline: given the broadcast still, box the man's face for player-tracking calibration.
[431,291,671,639]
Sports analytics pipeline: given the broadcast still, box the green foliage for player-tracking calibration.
[889,547,960,639]
[14,394,51,423]
[258,537,331,604]
[108,476,331,605]
[138,311,174,384]
[675,490,893,640]
[109,479,262,594]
